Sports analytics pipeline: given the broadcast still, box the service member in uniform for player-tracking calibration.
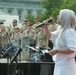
[10,19,18,37]
[10,26,22,61]
[33,16,41,34]
[0,22,10,58]
[36,26,48,49]
[10,26,22,42]
[0,22,10,46]
[33,16,41,47]
[21,23,36,60]
[20,18,30,33]
[36,26,52,75]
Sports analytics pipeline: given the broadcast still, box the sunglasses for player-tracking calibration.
[12,22,17,23]
[24,20,28,22]
[34,18,38,19]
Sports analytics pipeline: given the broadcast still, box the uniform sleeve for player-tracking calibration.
[64,29,76,52]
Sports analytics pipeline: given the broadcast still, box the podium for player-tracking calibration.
[0,61,54,75]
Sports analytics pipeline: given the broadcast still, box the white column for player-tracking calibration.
[12,8,18,15]
[3,8,8,13]
[32,9,37,16]
[21,9,28,20]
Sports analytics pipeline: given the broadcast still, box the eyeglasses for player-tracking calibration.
[34,18,38,19]
[24,20,28,22]
[12,22,17,23]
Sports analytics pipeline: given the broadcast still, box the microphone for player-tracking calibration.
[36,19,52,28]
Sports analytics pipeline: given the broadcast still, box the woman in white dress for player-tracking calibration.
[43,9,76,75]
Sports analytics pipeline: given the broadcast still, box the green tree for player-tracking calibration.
[25,13,34,25]
[60,0,76,13]
[24,0,76,24]
[40,0,76,21]
[41,0,64,17]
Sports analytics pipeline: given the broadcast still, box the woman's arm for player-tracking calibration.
[49,48,74,56]
[43,18,56,40]
[56,48,74,54]
[44,25,51,40]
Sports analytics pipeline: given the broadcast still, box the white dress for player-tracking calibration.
[50,28,76,75]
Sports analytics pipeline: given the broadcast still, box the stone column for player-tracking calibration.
[3,7,8,13]
[21,9,28,20]
[12,8,18,15]
[32,9,37,16]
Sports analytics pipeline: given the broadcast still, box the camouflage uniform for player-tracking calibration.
[21,28,36,60]
[10,27,22,61]
[0,26,10,57]
[20,24,28,33]
[33,23,41,34]
[49,24,58,32]
[10,32,22,41]
[23,28,36,45]
[0,25,10,46]
[33,23,41,48]
[37,30,48,49]
[2,31,10,46]
[38,27,52,75]
[10,26,17,37]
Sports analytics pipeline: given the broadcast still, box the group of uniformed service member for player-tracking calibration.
[0,16,59,61]
[0,16,60,75]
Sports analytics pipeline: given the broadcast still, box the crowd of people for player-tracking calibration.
[0,15,59,61]
[0,9,76,75]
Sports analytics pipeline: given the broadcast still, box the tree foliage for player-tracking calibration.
[25,13,34,25]
[25,0,76,24]
[39,0,76,21]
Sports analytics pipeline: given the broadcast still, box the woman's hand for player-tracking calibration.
[49,49,58,56]
[43,20,49,26]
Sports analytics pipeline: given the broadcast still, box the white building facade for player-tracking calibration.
[0,0,43,22]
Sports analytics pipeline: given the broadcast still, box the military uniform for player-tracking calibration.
[0,27,10,58]
[21,28,36,60]
[10,26,16,37]
[37,30,48,49]
[33,23,41,34]
[10,32,22,41]
[10,26,22,61]
[20,24,28,33]
[10,26,22,40]
[33,23,41,48]
[37,27,52,75]
[23,28,36,46]
[0,25,10,47]
[49,24,58,32]
[2,31,10,46]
